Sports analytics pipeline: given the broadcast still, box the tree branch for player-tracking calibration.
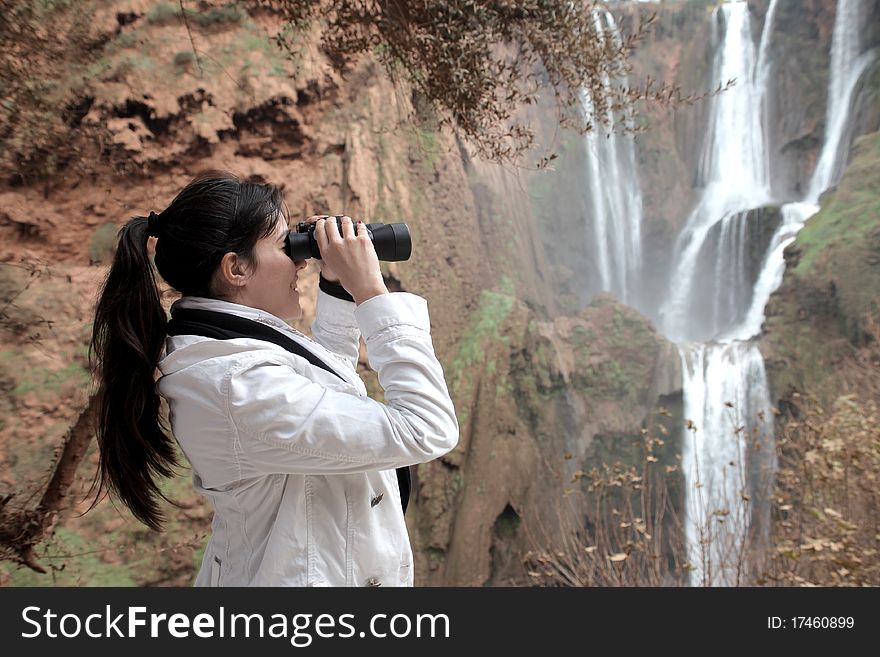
[0,394,98,573]
[178,0,204,77]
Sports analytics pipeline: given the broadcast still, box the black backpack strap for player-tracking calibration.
[397,467,411,515]
[167,308,342,377]
[167,307,412,514]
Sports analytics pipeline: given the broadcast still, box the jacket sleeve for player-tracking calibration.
[309,289,361,371]
[227,292,459,475]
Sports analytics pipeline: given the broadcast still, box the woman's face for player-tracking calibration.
[236,215,307,321]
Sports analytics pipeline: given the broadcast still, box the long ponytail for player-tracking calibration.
[90,216,178,530]
[89,171,285,529]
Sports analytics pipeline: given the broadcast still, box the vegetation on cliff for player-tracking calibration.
[761,130,880,585]
[764,131,880,401]
[766,388,880,586]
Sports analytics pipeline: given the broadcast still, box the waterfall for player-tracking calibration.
[580,8,643,306]
[680,343,774,586]
[670,0,871,585]
[755,0,780,184]
[725,202,816,341]
[565,0,869,585]
[656,0,780,586]
[807,0,875,200]
[755,0,780,85]
[659,1,772,344]
[736,0,874,346]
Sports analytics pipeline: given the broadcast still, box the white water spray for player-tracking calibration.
[659,2,773,343]
[580,9,643,306]
[808,0,875,200]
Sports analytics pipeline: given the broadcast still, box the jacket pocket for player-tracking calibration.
[210,556,222,587]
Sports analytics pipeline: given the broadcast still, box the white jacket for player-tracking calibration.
[156,291,458,587]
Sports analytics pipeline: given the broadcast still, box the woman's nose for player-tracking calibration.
[294,259,307,272]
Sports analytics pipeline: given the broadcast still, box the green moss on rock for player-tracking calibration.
[790,132,880,341]
[763,131,880,403]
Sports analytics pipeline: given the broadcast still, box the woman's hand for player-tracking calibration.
[313,215,388,305]
[304,215,341,282]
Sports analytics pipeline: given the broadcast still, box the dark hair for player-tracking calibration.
[89,170,285,529]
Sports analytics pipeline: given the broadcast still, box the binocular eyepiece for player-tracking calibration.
[284,217,412,262]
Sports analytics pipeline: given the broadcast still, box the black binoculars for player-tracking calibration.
[284,217,412,262]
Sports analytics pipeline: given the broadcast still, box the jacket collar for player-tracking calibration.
[163,296,359,386]
[172,296,304,339]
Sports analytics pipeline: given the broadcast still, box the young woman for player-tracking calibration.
[90,171,458,586]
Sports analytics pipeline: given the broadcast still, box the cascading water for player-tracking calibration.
[730,0,876,354]
[663,0,872,585]
[576,0,870,585]
[645,1,779,586]
[659,2,773,344]
[807,0,875,200]
[679,342,773,586]
[579,8,643,307]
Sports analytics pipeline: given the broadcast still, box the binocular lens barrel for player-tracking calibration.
[284,219,412,262]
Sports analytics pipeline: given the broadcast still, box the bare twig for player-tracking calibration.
[178,0,204,77]
[0,395,98,572]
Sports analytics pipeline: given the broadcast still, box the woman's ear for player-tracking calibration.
[217,251,250,288]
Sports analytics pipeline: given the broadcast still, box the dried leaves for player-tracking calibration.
[767,393,880,586]
[523,422,686,586]
[256,0,690,164]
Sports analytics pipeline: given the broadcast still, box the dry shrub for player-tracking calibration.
[255,0,716,164]
[523,427,691,587]
[0,1,108,182]
[523,408,782,587]
[762,314,880,586]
